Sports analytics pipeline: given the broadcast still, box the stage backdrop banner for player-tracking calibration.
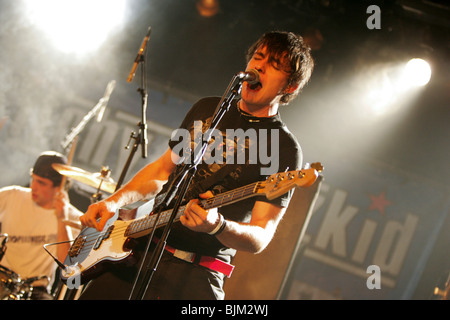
[285,158,450,300]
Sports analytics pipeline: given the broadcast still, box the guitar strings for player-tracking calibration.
[71,182,261,258]
[75,182,258,253]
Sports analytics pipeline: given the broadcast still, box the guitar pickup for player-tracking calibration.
[93,225,114,251]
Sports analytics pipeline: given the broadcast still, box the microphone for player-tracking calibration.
[127,26,152,82]
[237,69,260,85]
[97,80,116,122]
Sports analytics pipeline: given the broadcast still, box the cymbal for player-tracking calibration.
[52,163,116,194]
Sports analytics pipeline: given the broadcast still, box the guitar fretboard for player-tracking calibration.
[124,181,262,237]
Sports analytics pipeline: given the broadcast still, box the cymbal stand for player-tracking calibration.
[60,81,116,152]
[91,166,112,203]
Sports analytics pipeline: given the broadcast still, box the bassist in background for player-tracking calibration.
[79,31,315,300]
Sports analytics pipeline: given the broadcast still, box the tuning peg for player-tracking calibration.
[310,162,324,172]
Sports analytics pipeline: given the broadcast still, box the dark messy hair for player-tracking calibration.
[246,31,314,104]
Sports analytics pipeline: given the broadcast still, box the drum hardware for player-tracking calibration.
[433,271,449,300]
[0,265,48,300]
[0,265,28,300]
[52,163,116,196]
[61,80,116,151]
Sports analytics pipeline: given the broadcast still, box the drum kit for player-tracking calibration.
[0,262,31,300]
[0,164,117,300]
[0,234,48,300]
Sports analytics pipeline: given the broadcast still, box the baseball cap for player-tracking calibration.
[31,151,67,186]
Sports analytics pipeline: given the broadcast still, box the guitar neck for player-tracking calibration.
[124,181,262,238]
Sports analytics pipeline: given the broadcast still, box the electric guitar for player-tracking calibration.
[60,164,322,284]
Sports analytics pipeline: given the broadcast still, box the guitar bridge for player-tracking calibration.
[68,236,86,257]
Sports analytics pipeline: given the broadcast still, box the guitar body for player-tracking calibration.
[61,217,128,284]
[61,201,154,284]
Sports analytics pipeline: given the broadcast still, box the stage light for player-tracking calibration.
[196,0,219,17]
[24,0,126,54]
[402,58,431,87]
[362,58,432,116]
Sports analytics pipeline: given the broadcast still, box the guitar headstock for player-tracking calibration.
[260,162,323,200]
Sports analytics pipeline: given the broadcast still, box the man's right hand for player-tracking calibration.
[80,201,115,231]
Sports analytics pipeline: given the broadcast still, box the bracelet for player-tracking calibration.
[214,218,227,236]
[208,213,225,236]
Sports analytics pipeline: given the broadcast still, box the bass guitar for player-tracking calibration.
[60,164,322,284]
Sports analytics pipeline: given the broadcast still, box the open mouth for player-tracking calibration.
[248,81,262,91]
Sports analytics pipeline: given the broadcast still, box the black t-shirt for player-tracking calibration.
[154,97,302,261]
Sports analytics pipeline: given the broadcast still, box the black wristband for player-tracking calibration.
[214,218,227,236]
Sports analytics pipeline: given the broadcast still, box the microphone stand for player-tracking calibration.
[116,27,151,190]
[137,38,149,159]
[129,72,246,300]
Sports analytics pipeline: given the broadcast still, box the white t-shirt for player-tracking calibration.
[0,186,80,287]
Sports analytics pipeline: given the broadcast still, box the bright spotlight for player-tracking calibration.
[363,58,431,116]
[24,0,126,54]
[403,58,431,87]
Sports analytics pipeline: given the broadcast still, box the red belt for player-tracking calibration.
[153,238,234,278]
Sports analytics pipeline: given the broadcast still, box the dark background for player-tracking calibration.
[1,0,448,185]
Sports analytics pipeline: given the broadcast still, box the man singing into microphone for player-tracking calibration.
[79,31,314,300]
